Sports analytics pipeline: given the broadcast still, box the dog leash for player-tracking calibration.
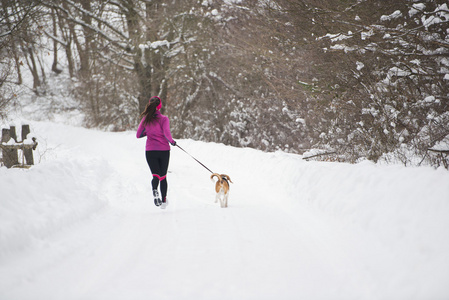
[176,144,214,174]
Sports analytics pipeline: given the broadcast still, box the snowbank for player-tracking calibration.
[0,155,111,260]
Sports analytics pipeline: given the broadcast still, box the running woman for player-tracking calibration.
[136,96,176,209]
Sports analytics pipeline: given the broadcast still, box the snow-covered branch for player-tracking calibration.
[50,2,130,52]
[62,0,129,40]
[42,30,68,47]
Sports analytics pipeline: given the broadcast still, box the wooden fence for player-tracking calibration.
[0,125,38,168]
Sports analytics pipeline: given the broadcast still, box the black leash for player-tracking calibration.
[176,144,214,174]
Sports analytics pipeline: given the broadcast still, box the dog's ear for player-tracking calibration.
[224,175,233,183]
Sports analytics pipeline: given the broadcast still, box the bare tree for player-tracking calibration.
[1,0,43,116]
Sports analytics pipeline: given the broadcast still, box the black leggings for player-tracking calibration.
[145,151,170,201]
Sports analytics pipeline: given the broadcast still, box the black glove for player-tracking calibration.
[171,140,177,146]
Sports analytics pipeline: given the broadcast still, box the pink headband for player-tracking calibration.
[150,96,162,110]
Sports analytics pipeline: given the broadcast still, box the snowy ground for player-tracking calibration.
[1,118,449,300]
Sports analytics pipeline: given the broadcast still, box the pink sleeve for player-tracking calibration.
[162,117,175,144]
[136,118,146,138]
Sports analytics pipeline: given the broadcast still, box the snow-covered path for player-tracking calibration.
[1,121,448,299]
[0,194,365,300]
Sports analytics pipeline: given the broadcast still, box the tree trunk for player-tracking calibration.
[78,0,92,79]
[123,0,151,113]
[57,5,74,77]
[51,8,62,74]
[1,0,23,84]
[26,45,41,93]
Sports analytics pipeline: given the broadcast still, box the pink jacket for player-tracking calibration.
[136,111,175,151]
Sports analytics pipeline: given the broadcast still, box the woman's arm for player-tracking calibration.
[162,117,175,145]
[136,118,146,138]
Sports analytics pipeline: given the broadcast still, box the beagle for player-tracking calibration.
[210,173,233,208]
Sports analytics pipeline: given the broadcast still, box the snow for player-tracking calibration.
[321,33,352,42]
[1,116,449,299]
[409,3,426,17]
[329,44,357,53]
[361,29,374,40]
[423,95,436,103]
[356,61,365,71]
[224,0,243,4]
[421,4,449,30]
[422,15,443,29]
[380,10,402,22]
[388,66,411,77]
[150,40,170,49]
[201,0,212,6]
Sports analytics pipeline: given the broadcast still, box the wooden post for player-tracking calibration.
[1,125,37,168]
[21,124,34,165]
[10,125,18,142]
[1,128,19,168]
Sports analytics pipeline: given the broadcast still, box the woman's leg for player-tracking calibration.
[146,151,163,206]
[145,151,162,190]
[159,151,170,203]
[145,151,170,206]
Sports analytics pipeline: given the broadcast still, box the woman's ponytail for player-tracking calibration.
[140,96,161,125]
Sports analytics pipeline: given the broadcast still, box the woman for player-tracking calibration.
[136,96,176,209]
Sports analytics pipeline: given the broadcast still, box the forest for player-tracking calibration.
[1,0,448,167]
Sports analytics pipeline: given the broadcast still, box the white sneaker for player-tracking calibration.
[153,190,161,206]
[160,198,168,209]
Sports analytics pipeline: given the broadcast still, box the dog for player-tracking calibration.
[210,173,233,208]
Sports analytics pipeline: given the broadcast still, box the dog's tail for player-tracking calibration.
[211,173,222,182]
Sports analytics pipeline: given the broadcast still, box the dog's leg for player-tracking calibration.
[217,189,225,208]
[217,188,224,205]
[224,193,228,208]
